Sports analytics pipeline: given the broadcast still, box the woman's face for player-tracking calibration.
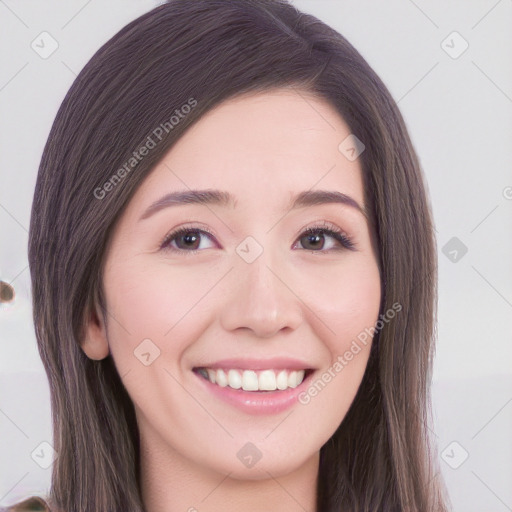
[84,88,381,479]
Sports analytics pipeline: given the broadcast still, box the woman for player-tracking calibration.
[5,0,451,510]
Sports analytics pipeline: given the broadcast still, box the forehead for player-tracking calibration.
[129,88,365,216]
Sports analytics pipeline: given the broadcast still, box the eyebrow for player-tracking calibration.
[139,188,367,221]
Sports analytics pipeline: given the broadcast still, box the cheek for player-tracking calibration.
[332,264,381,350]
[100,259,220,423]
[296,263,380,433]
[101,257,219,370]
[295,252,381,347]
[295,254,380,406]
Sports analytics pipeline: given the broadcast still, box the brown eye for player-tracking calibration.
[300,231,326,250]
[174,230,201,250]
[161,227,216,253]
[296,227,355,252]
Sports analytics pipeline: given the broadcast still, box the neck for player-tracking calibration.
[139,426,319,512]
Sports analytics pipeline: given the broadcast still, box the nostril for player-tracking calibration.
[0,281,15,304]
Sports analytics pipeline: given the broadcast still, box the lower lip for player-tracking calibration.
[193,370,313,415]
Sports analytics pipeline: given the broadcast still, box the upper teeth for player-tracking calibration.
[198,368,306,391]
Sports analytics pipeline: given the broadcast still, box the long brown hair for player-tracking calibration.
[26,1,451,510]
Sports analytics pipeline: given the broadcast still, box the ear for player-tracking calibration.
[80,301,110,360]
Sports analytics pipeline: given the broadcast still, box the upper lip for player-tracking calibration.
[193,357,315,371]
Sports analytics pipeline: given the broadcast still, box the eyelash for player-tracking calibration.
[160,221,355,255]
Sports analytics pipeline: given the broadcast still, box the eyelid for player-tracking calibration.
[294,219,355,251]
[160,220,355,253]
[295,219,346,238]
[159,222,218,251]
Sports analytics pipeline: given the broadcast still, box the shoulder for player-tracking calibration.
[0,496,52,511]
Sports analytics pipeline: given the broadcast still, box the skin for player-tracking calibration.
[82,88,381,512]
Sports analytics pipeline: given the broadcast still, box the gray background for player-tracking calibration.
[1,0,511,510]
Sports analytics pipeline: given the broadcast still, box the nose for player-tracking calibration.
[219,248,303,338]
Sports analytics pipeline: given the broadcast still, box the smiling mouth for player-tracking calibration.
[193,367,314,392]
